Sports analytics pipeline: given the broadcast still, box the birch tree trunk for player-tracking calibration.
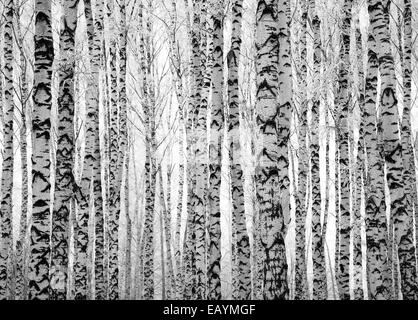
[206,0,224,300]
[183,0,202,300]
[14,0,30,300]
[28,0,54,300]
[50,0,78,300]
[0,0,14,300]
[335,143,340,280]
[159,175,166,300]
[158,163,175,299]
[336,0,353,300]
[117,0,128,299]
[85,0,106,300]
[255,0,289,300]
[167,165,176,299]
[166,0,189,300]
[277,0,292,239]
[74,0,94,299]
[352,17,364,300]
[133,158,143,300]
[103,44,111,299]
[124,153,132,299]
[142,142,155,300]
[294,0,309,300]
[193,0,209,299]
[368,0,418,299]
[141,2,157,300]
[363,24,390,300]
[118,0,128,163]
[227,0,252,300]
[400,0,417,278]
[310,11,327,300]
[106,0,123,300]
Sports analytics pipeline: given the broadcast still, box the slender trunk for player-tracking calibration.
[49,0,78,300]
[227,0,251,300]
[116,0,128,300]
[0,0,14,300]
[252,170,263,299]
[335,148,340,285]
[183,0,202,300]
[132,144,142,299]
[102,53,111,299]
[183,174,196,300]
[15,0,30,300]
[166,0,188,300]
[118,0,128,161]
[193,0,209,299]
[336,0,353,300]
[324,101,331,299]
[74,0,93,299]
[142,140,155,299]
[400,0,417,278]
[363,22,390,300]
[310,11,327,300]
[294,0,309,300]
[159,177,166,300]
[276,0,292,298]
[81,0,105,300]
[368,0,417,299]
[102,48,111,299]
[141,3,157,300]
[124,153,132,299]
[106,0,123,300]
[255,0,289,299]
[167,166,176,298]
[206,0,224,300]
[158,164,175,299]
[69,197,78,298]
[204,5,214,297]
[28,0,54,300]
[353,18,364,300]
[175,150,185,300]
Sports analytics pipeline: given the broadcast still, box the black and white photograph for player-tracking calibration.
[0,0,417,310]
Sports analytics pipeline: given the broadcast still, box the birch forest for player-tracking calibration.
[0,0,418,301]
